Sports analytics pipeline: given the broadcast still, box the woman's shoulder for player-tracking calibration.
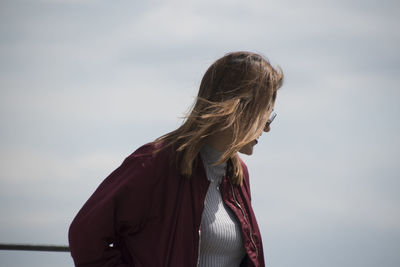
[125,141,172,160]
[100,141,177,193]
[122,141,175,170]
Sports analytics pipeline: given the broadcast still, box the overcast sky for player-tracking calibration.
[0,0,399,266]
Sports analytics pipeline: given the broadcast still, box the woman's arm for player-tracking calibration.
[68,153,155,266]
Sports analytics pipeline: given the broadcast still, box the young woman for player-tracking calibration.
[69,51,284,267]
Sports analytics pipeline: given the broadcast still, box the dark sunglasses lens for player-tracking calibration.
[266,113,277,127]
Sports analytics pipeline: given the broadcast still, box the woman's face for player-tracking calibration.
[239,106,274,155]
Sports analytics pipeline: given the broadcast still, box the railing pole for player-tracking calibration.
[0,244,70,252]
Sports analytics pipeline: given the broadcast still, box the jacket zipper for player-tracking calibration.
[197,228,201,267]
[229,182,258,257]
[198,178,209,267]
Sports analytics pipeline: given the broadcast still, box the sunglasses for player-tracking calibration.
[265,112,277,128]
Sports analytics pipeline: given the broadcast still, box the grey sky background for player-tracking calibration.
[0,0,399,266]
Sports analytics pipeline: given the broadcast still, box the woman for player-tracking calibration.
[69,51,283,267]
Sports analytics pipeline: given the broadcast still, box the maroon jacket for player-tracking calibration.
[69,142,265,267]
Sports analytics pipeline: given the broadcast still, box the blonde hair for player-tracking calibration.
[155,51,283,185]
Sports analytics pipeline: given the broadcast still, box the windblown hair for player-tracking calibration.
[155,51,283,185]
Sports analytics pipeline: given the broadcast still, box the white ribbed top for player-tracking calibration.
[198,144,246,267]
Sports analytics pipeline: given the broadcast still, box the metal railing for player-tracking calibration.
[0,243,70,252]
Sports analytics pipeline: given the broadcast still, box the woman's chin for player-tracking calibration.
[239,141,256,155]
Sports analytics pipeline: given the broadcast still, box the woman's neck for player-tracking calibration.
[204,128,233,153]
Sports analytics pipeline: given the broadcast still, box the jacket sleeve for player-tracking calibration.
[68,153,155,266]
